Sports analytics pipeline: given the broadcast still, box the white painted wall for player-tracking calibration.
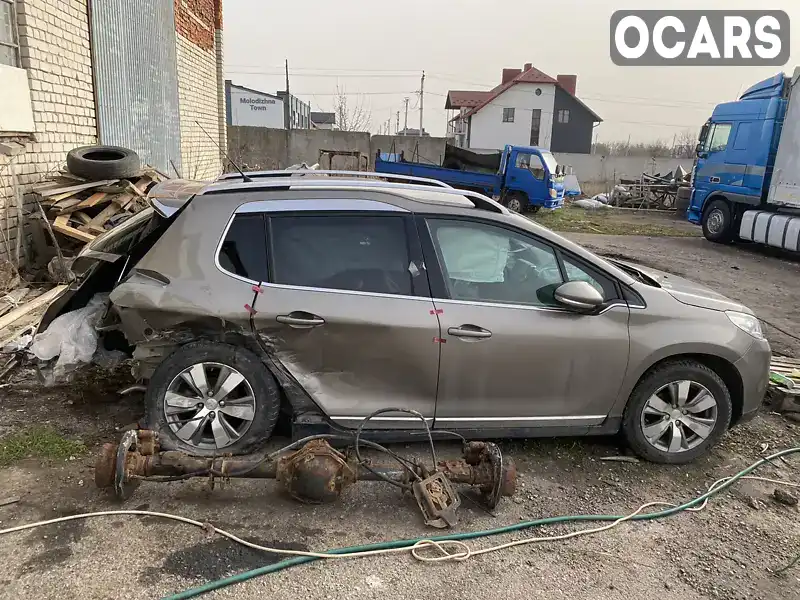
[229,86,284,128]
[469,83,555,150]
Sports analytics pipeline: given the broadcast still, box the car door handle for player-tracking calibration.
[276,313,325,328]
[448,326,492,339]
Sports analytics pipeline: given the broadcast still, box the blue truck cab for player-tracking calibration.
[688,68,800,249]
[375,144,564,213]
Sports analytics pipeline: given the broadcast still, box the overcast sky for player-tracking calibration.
[224,0,798,144]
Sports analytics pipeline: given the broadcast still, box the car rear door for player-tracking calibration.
[418,215,630,431]
[218,200,440,429]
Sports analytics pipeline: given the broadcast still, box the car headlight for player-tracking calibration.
[726,311,764,340]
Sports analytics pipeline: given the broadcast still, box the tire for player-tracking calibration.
[503,193,526,213]
[701,199,734,243]
[676,187,692,218]
[622,360,732,464]
[66,145,141,181]
[144,341,281,456]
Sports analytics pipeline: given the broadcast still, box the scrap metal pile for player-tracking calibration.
[610,165,691,210]
[96,428,517,529]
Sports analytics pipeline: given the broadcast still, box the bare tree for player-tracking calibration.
[672,129,698,158]
[333,83,371,132]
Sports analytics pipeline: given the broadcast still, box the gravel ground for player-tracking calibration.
[1,226,800,600]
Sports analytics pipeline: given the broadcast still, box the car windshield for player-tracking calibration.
[540,152,558,174]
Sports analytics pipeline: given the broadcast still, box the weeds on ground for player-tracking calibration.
[531,205,696,237]
[0,427,85,466]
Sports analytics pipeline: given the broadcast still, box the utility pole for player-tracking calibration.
[284,59,291,130]
[284,59,291,167]
[419,71,425,136]
[396,111,400,134]
[403,97,409,134]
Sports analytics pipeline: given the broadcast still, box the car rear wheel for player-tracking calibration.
[145,341,280,456]
[622,360,732,464]
[702,199,734,243]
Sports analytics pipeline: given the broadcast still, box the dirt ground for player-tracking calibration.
[1,210,799,600]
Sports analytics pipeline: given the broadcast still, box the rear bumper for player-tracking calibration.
[733,338,771,425]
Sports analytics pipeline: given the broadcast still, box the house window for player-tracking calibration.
[530,109,541,146]
[558,109,570,124]
[0,0,19,67]
[502,108,515,123]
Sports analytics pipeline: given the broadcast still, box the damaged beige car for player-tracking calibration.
[36,172,770,464]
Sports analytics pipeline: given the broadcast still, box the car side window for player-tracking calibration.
[561,255,616,300]
[218,214,269,282]
[270,214,413,296]
[427,219,564,307]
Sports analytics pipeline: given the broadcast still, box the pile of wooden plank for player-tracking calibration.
[32,169,164,250]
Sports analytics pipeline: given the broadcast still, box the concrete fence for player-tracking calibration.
[226,126,693,195]
[227,126,447,171]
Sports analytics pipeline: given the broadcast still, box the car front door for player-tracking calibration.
[419,216,630,431]
[507,151,548,208]
[218,206,440,429]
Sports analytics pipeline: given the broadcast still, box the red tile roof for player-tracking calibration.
[445,90,494,109]
[446,65,599,122]
[460,66,559,118]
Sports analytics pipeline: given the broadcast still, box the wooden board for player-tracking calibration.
[0,285,68,332]
[73,211,92,225]
[76,192,109,209]
[52,215,96,243]
[83,201,121,233]
[52,197,86,214]
[39,179,119,198]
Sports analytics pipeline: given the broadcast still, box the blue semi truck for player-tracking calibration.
[689,67,800,250]
[374,144,564,213]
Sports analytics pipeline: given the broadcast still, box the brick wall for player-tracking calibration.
[174,0,223,180]
[0,0,95,265]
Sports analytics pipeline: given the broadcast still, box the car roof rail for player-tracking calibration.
[216,169,453,189]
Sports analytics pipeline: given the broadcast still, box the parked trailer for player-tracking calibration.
[688,67,800,250]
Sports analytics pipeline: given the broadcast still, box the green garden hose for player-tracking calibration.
[163,446,800,600]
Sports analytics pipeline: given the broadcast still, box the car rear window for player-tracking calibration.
[218,214,269,282]
[270,214,413,296]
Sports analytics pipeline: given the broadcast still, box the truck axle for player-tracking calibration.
[95,431,516,526]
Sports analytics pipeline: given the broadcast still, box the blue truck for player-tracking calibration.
[688,67,800,250]
[374,144,564,213]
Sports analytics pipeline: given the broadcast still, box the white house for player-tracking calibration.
[446,64,601,154]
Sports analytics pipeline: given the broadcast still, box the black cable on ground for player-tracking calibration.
[760,318,800,344]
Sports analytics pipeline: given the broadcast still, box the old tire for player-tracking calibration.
[144,341,280,456]
[622,360,732,464]
[701,199,734,243]
[66,145,141,181]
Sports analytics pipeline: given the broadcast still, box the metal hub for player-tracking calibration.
[706,208,725,234]
[507,197,523,213]
[640,380,718,453]
[164,362,256,451]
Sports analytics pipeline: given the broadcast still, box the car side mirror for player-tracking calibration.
[554,281,604,313]
[695,143,703,155]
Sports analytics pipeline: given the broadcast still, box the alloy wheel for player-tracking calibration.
[639,380,718,453]
[163,362,257,451]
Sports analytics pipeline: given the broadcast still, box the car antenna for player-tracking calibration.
[195,120,252,182]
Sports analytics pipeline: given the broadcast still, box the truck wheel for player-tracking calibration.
[504,194,525,213]
[702,199,734,243]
